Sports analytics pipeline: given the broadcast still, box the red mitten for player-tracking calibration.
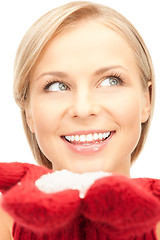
[0,163,81,234]
[82,175,160,239]
[1,162,160,240]
[0,162,27,192]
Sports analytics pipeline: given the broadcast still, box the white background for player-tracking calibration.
[0,0,159,178]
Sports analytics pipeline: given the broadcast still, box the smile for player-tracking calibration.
[64,132,111,145]
[61,131,115,154]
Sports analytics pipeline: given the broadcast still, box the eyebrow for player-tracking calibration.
[36,65,128,81]
[94,65,128,75]
[36,71,68,81]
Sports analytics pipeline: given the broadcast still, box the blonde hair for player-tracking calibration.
[13,1,155,169]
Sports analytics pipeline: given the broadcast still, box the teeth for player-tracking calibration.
[70,136,75,142]
[75,135,79,141]
[102,132,110,138]
[65,136,71,141]
[86,134,92,142]
[64,132,111,143]
[93,133,99,140]
[99,133,103,140]
[79,135,86,142]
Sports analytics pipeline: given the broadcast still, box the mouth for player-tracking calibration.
[62,132,111,145]
[61,131,115,154]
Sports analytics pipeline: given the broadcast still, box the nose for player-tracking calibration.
[67,89,101,119]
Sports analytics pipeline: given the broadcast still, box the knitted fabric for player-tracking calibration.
[0,162,160,240]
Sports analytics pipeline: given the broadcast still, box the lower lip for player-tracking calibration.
[62,132,115,155]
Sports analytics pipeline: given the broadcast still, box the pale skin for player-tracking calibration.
[0,20,160,238]
[27,20,150,175]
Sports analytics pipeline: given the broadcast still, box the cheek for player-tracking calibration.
[102,90,143,166]
[116,97,141,128]
[105,90,143,127]
[102,89,143,153]
[116,97,142,150]
[31,98,63,135]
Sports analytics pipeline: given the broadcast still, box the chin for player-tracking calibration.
[63,160,110,174]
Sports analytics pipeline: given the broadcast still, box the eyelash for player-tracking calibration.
[43,80,69,91]
[42,72,125,92]
[99,72,125,86]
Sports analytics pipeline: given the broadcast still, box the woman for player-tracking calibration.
[1,1,159,239]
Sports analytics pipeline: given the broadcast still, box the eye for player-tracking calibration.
[99,77,121,87]
[44,81,69,92]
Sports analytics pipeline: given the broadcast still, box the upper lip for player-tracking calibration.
[61,130,113,136]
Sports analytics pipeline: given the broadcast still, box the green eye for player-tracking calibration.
[100,77,119,87]
[58,83,69,91]
[45,81,69,92]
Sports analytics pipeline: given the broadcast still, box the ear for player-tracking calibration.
[141,81,152,123]
[25,109,35,133]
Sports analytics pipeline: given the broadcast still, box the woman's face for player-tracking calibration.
[27,21,150,175]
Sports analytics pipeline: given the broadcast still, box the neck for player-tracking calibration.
[111,158,131,177]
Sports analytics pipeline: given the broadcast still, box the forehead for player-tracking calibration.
[33,20,138,77]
